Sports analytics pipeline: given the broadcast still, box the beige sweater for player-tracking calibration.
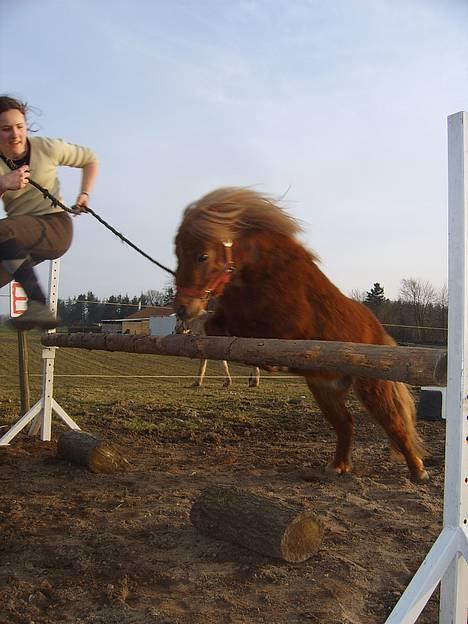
[0,136,98,217]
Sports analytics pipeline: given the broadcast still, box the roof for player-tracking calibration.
[124,306,175,320]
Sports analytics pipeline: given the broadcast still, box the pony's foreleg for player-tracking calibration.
[248,366,260,388]
[353,378,428,482]
[193,359,208,387]
[306,377,354,474]
[222,361,233,387]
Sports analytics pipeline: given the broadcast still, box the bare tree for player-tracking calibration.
[399,278,437,341]
[142,289,166,306]
[437,283,448,309]
[349,288,366,302]
[435,283,448,340]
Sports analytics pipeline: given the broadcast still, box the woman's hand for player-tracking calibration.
[0,165,30,193]
[73,191,90,214]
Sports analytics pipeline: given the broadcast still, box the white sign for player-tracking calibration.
[10,281,28,318]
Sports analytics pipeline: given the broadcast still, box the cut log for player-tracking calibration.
[42,333,447,386]
[190,484,323,562]
[57,430,130,473]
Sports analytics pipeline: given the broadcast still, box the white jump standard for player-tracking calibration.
[0,259,80,445]
[385,112,468,623]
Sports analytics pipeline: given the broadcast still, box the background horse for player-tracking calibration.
[175,311,260,388]
[174,187,428,482]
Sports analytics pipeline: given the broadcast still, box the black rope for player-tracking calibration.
[2,157,176,276]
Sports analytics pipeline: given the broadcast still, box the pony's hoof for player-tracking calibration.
[326,461,352,475]
[412,469,430,483]
[191,381,202,388]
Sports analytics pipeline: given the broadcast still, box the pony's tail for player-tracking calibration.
[389,381,426,461]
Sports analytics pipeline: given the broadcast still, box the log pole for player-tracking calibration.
[190,484,323,562]
[42,333,447,387]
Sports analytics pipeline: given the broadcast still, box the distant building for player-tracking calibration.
[101,306,176,336]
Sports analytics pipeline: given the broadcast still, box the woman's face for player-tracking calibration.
[0,108,28,160]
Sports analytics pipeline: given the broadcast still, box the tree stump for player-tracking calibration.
[190,484,323,562]
[57,430,130,473]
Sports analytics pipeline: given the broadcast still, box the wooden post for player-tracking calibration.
[17,330,30,415]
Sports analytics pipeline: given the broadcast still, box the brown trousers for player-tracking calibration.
[0,212,73,288]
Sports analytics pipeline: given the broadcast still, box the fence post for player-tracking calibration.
[17,330,30,415]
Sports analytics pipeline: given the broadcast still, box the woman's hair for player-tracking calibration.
[0,95,29,117]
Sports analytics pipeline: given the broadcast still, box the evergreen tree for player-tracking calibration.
[102,295,119,320]
[121,294,131,317]
[162,286,175,306]
[365,283,386,307]
[86,291,104,325]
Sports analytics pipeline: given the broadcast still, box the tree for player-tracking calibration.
[162,285,175,306]
[85,291,103,325]
[349,288,366,302]
[365,283,386,307]
[73,294,88,326]
[117,294,134,319]
[102,295,119,320]
[141,289,166,306]
[399,278,437,342]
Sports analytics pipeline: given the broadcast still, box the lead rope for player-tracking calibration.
[2,157,176,277]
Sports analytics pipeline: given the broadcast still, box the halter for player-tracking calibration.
[177,240,235,300]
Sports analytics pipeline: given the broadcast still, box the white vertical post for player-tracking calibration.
[0,259,80,445]
[28,259,61,439]
[439,111,468,623]
[386,113,468,623]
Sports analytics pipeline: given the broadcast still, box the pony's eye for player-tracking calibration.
[197,253,209,263]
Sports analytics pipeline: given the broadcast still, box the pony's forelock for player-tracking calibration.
[180,187,303,242]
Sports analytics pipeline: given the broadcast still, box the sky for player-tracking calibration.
[1,0,468,313]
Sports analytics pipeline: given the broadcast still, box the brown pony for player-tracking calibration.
[174,187,428,481]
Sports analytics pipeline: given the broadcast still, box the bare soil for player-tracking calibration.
[0,332,446,623]
[0,390,445,624]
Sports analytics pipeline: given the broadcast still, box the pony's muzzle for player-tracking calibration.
[175,296,207,321]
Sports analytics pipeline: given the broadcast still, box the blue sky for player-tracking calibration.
[1,0,468,311]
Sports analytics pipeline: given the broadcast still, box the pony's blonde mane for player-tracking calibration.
[180,187,302,242]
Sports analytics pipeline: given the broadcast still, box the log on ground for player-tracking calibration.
[41,333,447,387]
[190,484,323,563]
[57,430,130,473]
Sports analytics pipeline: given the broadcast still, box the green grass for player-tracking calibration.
[0,329,309,436]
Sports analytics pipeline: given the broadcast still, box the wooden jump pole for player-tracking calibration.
[41,332,447,387]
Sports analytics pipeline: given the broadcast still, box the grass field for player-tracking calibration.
[0,328,307,435]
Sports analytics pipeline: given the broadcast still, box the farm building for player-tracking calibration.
[101,306,176,336]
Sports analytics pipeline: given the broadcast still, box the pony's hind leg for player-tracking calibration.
[306,376,354,474]
[354,378,428,482]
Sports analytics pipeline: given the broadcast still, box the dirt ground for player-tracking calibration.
[0,386,446,624]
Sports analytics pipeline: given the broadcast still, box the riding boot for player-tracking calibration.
[0,238,59,330]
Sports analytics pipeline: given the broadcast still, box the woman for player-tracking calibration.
[0,95,98,330]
